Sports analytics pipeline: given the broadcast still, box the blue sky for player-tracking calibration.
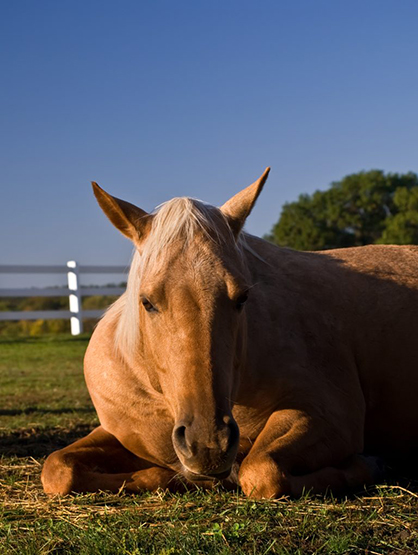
[1,0,418,286]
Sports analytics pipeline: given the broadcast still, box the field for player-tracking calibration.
[1,336,418,554]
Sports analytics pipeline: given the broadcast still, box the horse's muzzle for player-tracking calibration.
[172,416,240,477]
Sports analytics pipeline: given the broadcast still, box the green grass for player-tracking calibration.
[1,336,418,554]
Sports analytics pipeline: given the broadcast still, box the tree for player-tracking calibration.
[378,187,418,244]
[266,170,418,250]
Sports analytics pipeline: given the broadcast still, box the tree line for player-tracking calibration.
[266,170,418,251]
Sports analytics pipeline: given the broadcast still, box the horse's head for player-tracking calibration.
[92,168,270,479]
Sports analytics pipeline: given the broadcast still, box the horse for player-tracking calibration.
[42,168,418,498]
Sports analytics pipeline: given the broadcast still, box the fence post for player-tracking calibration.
[67,260,83,335]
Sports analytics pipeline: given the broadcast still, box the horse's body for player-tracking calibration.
[42,170,418,497]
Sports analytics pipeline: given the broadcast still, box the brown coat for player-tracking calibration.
[42,169,418,498]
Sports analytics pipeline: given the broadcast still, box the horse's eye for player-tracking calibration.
[142,298,157,313]
[236,291,249,311]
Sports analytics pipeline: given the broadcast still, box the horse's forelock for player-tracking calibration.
[142,197,237,267]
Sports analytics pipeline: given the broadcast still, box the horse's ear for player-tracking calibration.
[92,182,153,249]
[220,168,270,237]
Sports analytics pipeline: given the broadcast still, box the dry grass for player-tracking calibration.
[1,336,418,554]
[3,453,418,554]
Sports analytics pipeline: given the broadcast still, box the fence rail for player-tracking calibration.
[0,262,127,335]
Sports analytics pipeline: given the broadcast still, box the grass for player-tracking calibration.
[1,336,418,554]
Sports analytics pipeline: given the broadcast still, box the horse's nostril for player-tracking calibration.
[173,425,192,458]
[227,419,240,450]
[173,417,239,475]
[174,425,186,443]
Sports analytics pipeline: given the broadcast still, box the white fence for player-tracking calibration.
[0,262,127,335]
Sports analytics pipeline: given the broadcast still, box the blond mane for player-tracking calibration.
[107,197,243,359]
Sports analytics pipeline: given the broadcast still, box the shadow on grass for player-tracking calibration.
[0,334,91,345]
[0,423,97,458]
[0,407,95,416]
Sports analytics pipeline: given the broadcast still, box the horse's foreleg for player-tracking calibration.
[238,409,380,498]
[41,426,178,495]
[67,466,181,494]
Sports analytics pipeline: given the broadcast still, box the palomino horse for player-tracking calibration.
[42,168,418,498]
